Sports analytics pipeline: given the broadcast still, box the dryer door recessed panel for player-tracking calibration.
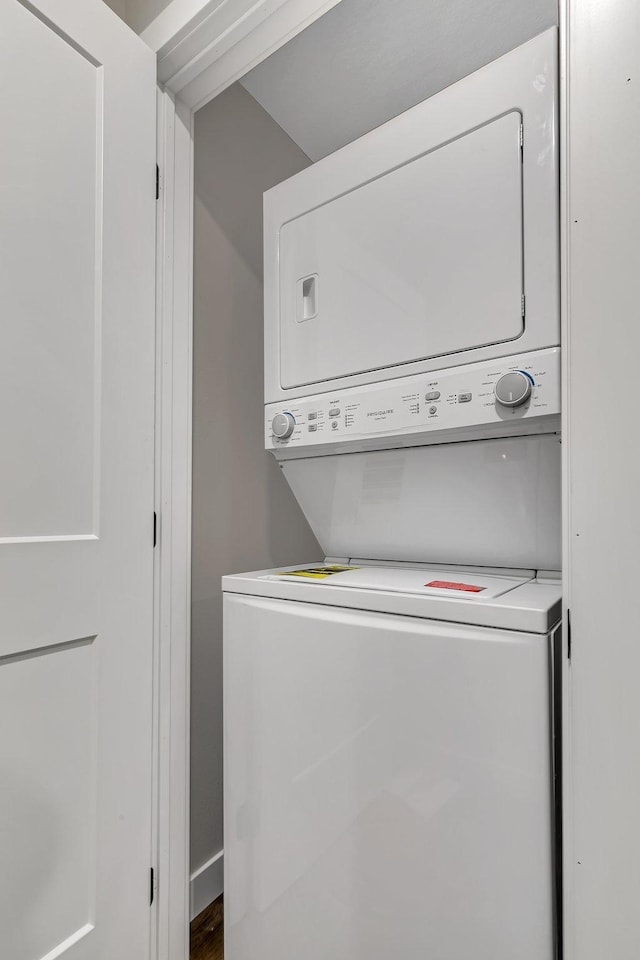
[279,112,523,389]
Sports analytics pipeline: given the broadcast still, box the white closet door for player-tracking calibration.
[0,2,156,958]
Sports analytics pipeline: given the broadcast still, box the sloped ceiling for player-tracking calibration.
[241,0,557,161]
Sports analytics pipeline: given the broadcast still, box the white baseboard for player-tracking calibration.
[190,849,224,921]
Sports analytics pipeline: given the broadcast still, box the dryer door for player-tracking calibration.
[279,111,523,389]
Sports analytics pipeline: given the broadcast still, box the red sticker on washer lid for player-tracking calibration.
[426,580,485,593]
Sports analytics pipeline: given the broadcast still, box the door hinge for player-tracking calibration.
[567,608,571,660]
[150,867,155,906]
[153,511,157,548]
[519,122,524,152]
[155,163,160,200]
[521,294,526,319]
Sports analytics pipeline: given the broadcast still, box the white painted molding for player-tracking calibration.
[153,89,195,960]
[563,0,640,952]
[143,0,343,111]
[156,0,300,83]
[558,2,573,958]
[141,0,223,55]
[190,850,224,920]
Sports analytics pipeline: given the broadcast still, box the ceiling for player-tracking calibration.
[241,0,557,161]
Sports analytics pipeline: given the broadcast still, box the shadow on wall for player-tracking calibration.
[102,0,173,35]
[195,83,314,280]
[241,0,558,160]
[190,82,321,876]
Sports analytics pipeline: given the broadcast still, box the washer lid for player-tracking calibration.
[222,564,562,634]
[272,564,530,600]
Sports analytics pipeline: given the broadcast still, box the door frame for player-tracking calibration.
[146,2,640,957]
[149,4,579,960]
[148,3,343,958]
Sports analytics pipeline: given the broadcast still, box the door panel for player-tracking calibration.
[279,112,524,389]
[0,1,156,958]
[0,640,97,960]
[0,0,99,538]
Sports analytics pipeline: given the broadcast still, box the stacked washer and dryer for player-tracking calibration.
[223,28,561,960]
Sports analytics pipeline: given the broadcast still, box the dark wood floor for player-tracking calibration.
[191,895,223,960]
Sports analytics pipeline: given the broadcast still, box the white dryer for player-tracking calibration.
[264,28,558,405]
[223,564,561,959]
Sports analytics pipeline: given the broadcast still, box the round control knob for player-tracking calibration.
[495,371,533,408]
[272,411,295,439]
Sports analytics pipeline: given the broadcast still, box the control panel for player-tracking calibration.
[265,348,560,456]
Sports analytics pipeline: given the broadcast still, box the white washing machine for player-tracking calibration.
[223,564,561,959]
[224,25,563,960]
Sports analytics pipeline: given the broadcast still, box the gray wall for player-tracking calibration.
[191,83,320,874]
[102,0,127,20]
[125,0,172,32]
[102,0,171,32]
[242,0,558,159]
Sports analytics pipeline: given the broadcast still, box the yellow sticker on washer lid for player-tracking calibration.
[280,565,358,580]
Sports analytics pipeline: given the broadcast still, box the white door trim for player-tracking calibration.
[558,1,573,957]
[143,0,342,110]
[153,88,194,960]
[150,3,344,959]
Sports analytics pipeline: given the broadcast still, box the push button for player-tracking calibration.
[458,392,472,403]
[331,421,338,430]
[425,391,441,401]
[429,406,437,415]
[308,424,317,432]
[308,411,317,420]
[329,408,340,417]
